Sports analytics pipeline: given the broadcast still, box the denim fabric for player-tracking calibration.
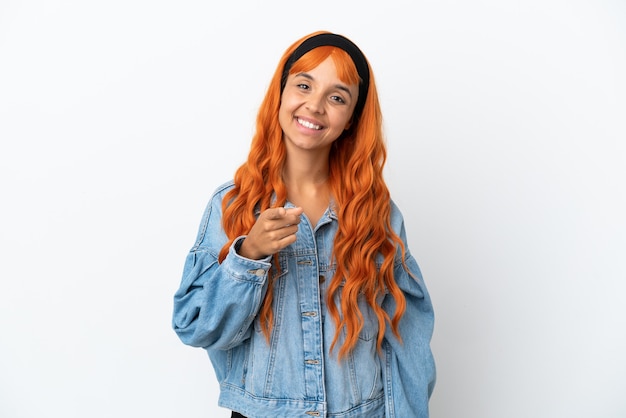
[173,181,436,417]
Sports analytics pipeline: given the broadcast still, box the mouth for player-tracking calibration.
[296,117,323,130]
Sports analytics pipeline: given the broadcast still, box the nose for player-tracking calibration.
[305,91,325,114]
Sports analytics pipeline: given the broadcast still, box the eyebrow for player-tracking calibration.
[295,72,354,98]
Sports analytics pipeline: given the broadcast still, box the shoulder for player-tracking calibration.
[205,180,236,209]
[191,180,235,249]
[196,180,235,230]
[212,179,236,199]
[388,198,408,233]
[388,198,416,262]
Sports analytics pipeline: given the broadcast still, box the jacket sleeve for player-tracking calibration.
[381,204,436,418]
[172,186,271,350]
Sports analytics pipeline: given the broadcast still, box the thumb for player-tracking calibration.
[285,206,304,216]
[266,207,287,220]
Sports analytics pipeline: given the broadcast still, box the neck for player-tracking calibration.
[282,151,330,188]
[282,156,332,227]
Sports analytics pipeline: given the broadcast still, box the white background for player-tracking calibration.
[1,1,625,417]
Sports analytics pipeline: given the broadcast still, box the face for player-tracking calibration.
[279,56,359,155]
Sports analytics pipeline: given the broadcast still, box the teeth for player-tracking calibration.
[297,118,322,130]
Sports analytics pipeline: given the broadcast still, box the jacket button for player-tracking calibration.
[319,275,325,283]
[254,269,265,277]
[305,412,320,416]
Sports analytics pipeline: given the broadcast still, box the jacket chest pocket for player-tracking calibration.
[330,275,384,343]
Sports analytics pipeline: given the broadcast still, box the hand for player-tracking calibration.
[238,207,304,260]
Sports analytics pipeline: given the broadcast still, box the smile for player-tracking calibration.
[297,118,322,130]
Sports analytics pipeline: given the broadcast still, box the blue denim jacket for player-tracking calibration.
[172,181,435,417]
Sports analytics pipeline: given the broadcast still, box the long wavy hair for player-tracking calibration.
[218,31,408,359]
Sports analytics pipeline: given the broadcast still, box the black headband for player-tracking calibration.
[281,33,370,122]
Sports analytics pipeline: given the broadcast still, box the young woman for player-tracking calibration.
[172,31,436,418]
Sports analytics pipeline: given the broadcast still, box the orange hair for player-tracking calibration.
[218,31,408,359]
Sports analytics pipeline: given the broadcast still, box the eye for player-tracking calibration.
[330,95,346,104]
[297,83,310,90]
